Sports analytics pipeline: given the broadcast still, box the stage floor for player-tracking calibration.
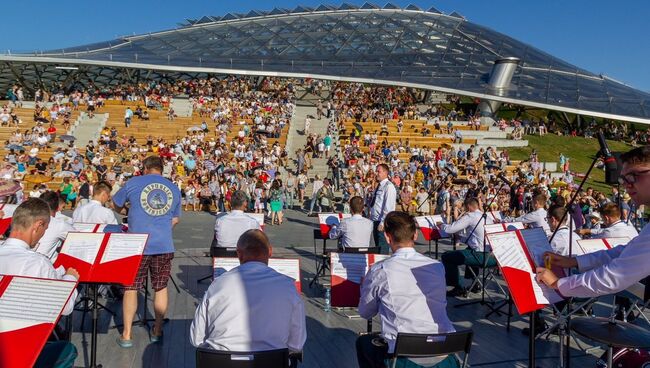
[67,209,619,367]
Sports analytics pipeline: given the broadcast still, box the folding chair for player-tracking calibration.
[196,347,290,368]
[390,330,473,368]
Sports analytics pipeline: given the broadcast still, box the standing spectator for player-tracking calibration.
[308,174,324,215]
[124,106,133,128]
[269,181,284,225]
[113,156,181,348]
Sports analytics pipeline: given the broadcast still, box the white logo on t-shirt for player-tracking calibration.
[140,182,174,216]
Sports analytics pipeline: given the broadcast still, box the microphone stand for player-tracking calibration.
[415,169,454,213]
[546,151,602,368]
[455,181,507,310]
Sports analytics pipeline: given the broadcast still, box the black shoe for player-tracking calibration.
[469,284,481,294]
[446,287,468,298]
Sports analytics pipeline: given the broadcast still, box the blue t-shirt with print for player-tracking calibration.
[113,174,181,255]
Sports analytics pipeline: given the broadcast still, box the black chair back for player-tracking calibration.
[210,246,238,258]
[341,246,381,254]
[392,329,473,368]
[196,347,289,368]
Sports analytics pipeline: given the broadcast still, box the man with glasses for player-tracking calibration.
[538,146,650,298]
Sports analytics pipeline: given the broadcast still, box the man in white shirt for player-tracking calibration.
[190,229,306,361]
[546,205,581,256]
[439,197,495,296]
[369,164,397,254]
[0,198,79,367]
[357,211,456,368]
[72,181,118,224]
[213,190,260,249]
[35,191,74,261]
[539,146,650,298]
[507,194,550,234]
[329,196,374,249]
[579,203,638,239]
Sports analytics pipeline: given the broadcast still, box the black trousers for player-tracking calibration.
[356,333,388,368]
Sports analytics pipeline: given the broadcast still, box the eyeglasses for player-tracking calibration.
[618,169,650,185]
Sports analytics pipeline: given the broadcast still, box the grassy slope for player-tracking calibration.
[507,135,632,193]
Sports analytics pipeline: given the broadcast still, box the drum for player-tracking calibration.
[597,348,650,368]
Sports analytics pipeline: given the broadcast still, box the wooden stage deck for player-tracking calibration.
[65,210,628,368]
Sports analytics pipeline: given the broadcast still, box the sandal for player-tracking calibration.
[117,337,133,348]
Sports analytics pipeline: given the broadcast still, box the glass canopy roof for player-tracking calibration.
[2,4,648,123]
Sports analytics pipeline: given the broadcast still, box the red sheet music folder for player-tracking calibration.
[54,232,148,285]
[318,213,351,238]
[330,253,389,307]
[0,275,77,368]
[0,204,18,235]
[414,215,444,241]
[486,228,564,315]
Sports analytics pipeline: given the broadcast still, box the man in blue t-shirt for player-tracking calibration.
[113,156,181,347]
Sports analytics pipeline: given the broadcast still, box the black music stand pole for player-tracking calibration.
[90,283,102,368]
[529,310,536,368]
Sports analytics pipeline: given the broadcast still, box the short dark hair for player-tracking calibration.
[350,196,364,214]
[143,156,163,172]
[600,203,621,219]
[40,191,60,213]
[377,163,389,173]
[384,211,416,244]
[533,194,547,206]
[548,205,568,225]
[237,229,270,259]
[12,198,50,230]
[620,146,650,165]
[464,197,479,208]
[94,181,112,196]
[230,190,249,209]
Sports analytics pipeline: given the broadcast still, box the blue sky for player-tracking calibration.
[3,0,648,92]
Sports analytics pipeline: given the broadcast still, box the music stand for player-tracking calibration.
[197,246,238,283]
[310,229,331,288]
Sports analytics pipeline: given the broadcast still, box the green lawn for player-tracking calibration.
[508,135,632,193]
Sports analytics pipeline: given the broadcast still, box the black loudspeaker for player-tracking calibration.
[605,152,623,185]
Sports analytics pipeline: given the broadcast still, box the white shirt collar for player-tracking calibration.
[3,237,31,250]
[393,247,416,255]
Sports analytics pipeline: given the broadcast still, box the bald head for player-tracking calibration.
[236,229,272,264]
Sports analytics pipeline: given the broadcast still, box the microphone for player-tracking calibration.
[444,166,457,178]
[497,173,512,186]
[597,132,619,184]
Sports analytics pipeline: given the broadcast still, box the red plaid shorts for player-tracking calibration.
[125,253,174,291]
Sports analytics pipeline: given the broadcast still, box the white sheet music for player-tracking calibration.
[415,215,443,229]
[330,253,384,284]
[72,223,106,233]
[488,232,531,272]
[485,223,506,234]
[520,228,552,268]
[212,258,300,282]
[249,213,265,227]
[100,233,147,263]
[59,232,104,264]
[0,277,75,331]
[0,204,17,218]
[268,259,300,282]
[529,273,550,304]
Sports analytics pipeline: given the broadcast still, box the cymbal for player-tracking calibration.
[571,317,650,348]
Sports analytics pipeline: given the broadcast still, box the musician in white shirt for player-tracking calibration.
[369,164,397,254]
[0,198,79,367]
[539,146,650,298]
[579,203,638,239]
[329,196,374,249]
[357,211,456,368]
[213,190,260,249]
[35,191,74,261]
[546,205,581,256]
[507,194,550,234]
[439,197,495,296]
[72,181,118,224]
[190,229,306,360]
